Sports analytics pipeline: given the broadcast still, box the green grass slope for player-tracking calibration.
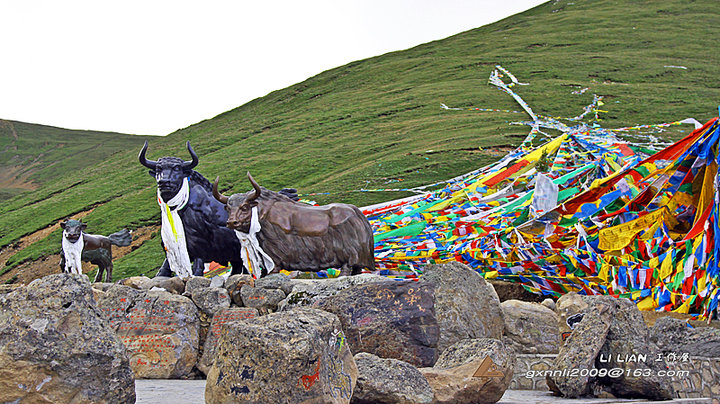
[2,0,719,282]
[0,119,153,200]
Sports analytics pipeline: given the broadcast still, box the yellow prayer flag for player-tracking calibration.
[659,252,674,280]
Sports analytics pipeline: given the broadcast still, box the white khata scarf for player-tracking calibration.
[159,177,192,278]
[235,206,275,279]
[62,232,84,275]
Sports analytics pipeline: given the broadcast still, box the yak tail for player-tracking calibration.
[108,229,132,247]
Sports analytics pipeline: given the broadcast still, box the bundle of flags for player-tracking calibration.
[362,67,720,320]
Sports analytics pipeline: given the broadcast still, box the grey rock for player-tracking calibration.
[240,285,285,311]
[556,292,588,332]
[541,298,556,311]
[649,316,720,357]
[352,352,433,404]
[547,299,613,398]
[224,274,254,306]
[488,279,545,303]
[422,262,504,354]
[255,273,294,295]
[92,282,114,292]
[209,275,225,289]
[185,276,211,296]
[205,308,358,404]
[97,284,200,379]
[421,338,515,404]
[197,307,260,375]
[588,296,673,400]
[0,273,135,403]
[147,276,185,295]
[500,299,560,354]
[279,273,387,311]
[118,275,153,290]
[192,287,231,317]
[315,280,439,367]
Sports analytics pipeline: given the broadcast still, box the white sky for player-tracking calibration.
[1,0,546,136]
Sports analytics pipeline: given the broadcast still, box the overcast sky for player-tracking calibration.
[1,0,546,136]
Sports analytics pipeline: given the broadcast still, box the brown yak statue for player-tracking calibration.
[212,172,375,277]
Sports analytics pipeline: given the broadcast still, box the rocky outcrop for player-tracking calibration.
[422,262,504,354]
[315,279,439,367]
[0,273,135,403]
[500,299,560,354]
[352,352,433,404]
[420,338,515,404]
[96,284,200,379]
[205,308,358,404]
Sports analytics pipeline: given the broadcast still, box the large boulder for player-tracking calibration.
[423,262,504,353]
[500,299,560,354]
[546,299,613,398]
[96,284,200,379]
[352,352,433,404]
[649,316,720,357]
[0,274,135,403]
[315,279,439,367]
[420,338,515,404]
[279,274,387,311]
[588,296,673,400]
[197,307,259,375]
[205,308,358,404]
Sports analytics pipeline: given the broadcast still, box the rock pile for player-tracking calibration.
[17,261,708,403]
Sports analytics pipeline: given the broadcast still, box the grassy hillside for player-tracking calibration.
[2,0,719,282]
[0,119,153,200]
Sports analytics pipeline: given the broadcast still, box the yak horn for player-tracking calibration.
[247,172,261,201]
[212,176,229,204]
[183,141,199,169]
[138,141,158,169]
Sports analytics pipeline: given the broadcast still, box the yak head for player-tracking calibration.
[138,141,199,202]
[60,219,87,243]
[212,172,263,233]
